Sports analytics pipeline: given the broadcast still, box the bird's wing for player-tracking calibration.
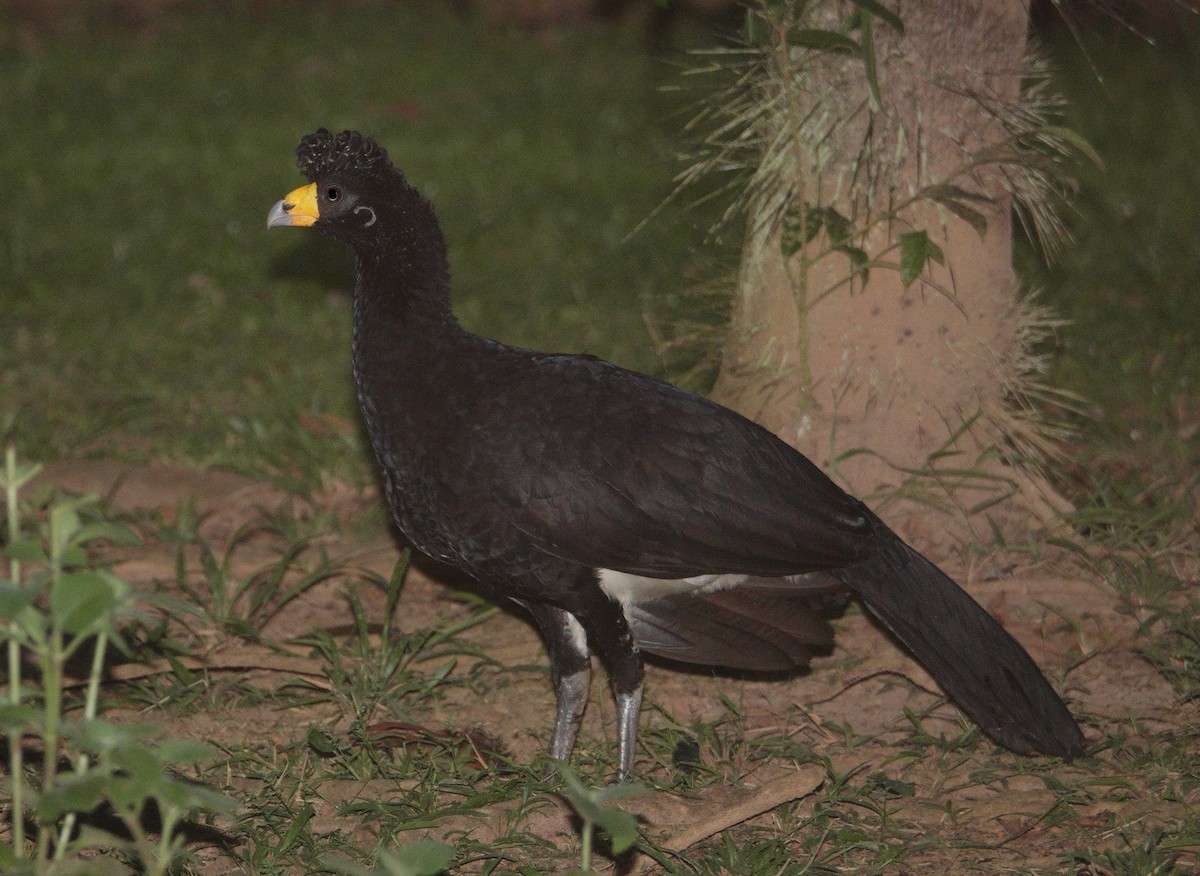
[498,356,881,579]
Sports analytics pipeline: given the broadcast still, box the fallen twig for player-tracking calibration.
[635,764,825,872]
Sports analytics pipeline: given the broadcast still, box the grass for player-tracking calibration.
[1018,23,1200,540]
[0,1,728,488]
[2,3,1199,875]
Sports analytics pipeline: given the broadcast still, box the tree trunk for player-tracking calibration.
[711,0,1067,556]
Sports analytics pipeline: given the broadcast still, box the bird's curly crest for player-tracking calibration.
[296,129,392,182]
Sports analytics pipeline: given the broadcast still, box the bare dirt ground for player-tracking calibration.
[38,460,1200,873]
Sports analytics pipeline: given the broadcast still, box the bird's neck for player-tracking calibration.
[349,214,475,401]
[354,251,455,329]
[350,190,462,335]
[347,192,485,456]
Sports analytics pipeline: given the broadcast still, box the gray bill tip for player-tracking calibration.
[266,199,293,229]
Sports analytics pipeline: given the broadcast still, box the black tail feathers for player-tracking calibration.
[835,537,1086,760]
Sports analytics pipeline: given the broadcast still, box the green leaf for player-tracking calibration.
[925,182,992,205]
[854,10,882,109]
[0,582,38,620]
[939,200,988,236]
[805,205,853,245]
[848,0,905,33]
[837,245,870,282]
[139,590,204,619]
[73,715,134,748]
[897,230,944,287]
[593,783,646,854]
[274,803,315,856]
[5,539,47,565]
[105,774,151,810]
[163,651,198,686]
[71,521,141,548]
[791,29,859,55]
[38,771,110,821]
[307,726,350,757]
[558,766,605,825]
[322,839,454,876]
[867,772,916,797]
[593,782,648,806]
[59,545,89,568]
[557,767,645,857]
[595,806,640,855]
[47,572,107,632]
[14,603,47,642]
[0,702,38,731]
[154,775,238,814]
[155,738,217,764]
[381,549,411,641]
[194,783,240,814]
[112,741,163,785]
[49,501,86,557]
[320,858,377,876]
[925,183,993,235]
[49,570,116,635]
[379,839,454,876]
[1039,124,1104,170]
[224,617,261,640]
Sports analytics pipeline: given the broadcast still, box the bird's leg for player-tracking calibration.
[551,665,590,762]
[614,684,642,781]
[570,584,645,781]
[526,603,592,765]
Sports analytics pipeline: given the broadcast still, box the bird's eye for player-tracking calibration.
[326,187,340,202]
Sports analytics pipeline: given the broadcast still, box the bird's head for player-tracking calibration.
[268,128,451,314]
[267,128,406,244]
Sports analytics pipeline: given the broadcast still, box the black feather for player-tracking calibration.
[296,128,393,182]
[834,538,1085,758]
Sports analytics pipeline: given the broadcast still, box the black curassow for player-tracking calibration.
[268,129,1086,777]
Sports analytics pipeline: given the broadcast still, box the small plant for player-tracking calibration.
[0,445,234,874]
[557,764,645,874]
[295,556,494,730]
[322,837,453,876]
[172,523,340,643]
[1070,827,1187,876]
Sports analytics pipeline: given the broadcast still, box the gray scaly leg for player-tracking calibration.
[526,603,592,764]
[615,685,643,781]
[550,665,591,762]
